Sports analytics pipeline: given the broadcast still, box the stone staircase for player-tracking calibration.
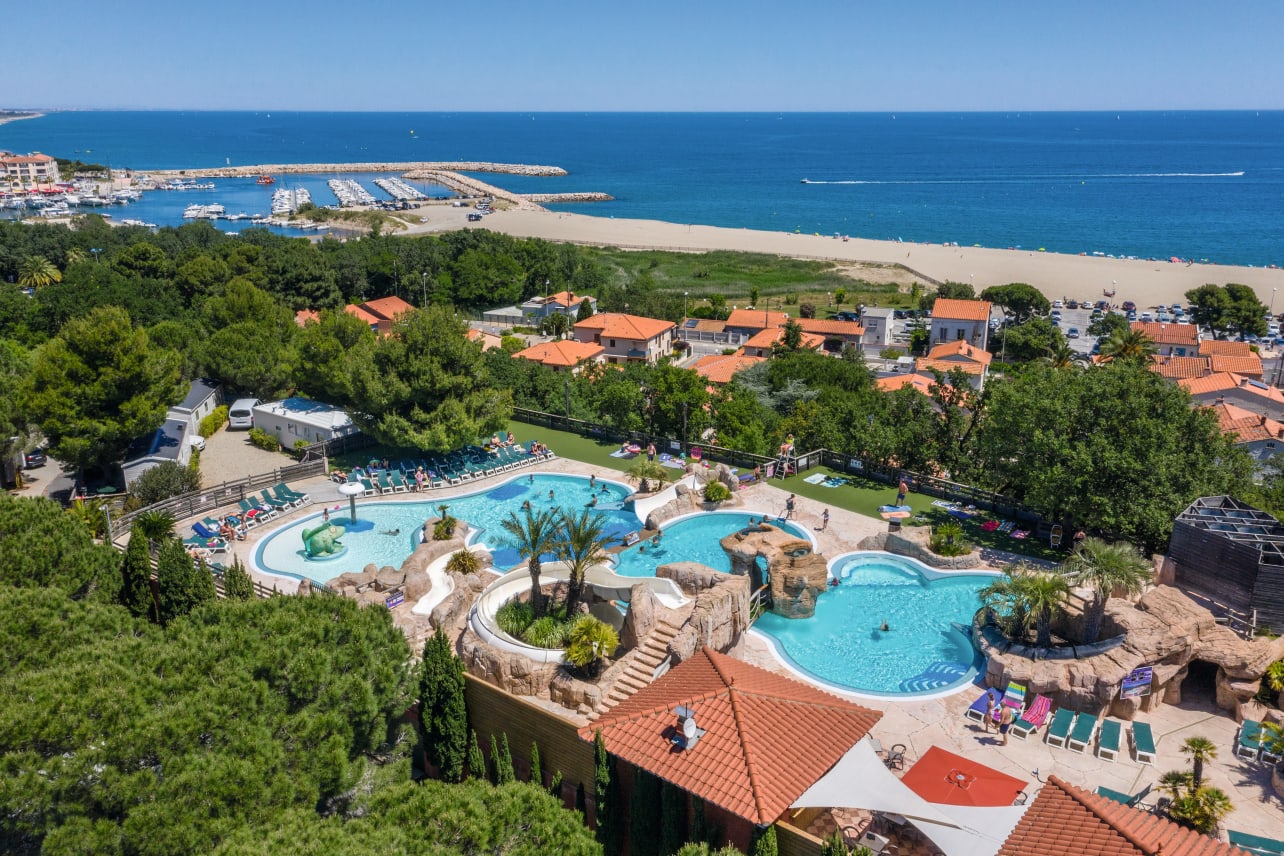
[594,620,682,715]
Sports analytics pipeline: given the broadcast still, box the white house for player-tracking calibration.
[169,378,221,433]
[122,417,192,487]
[930,298,992,350]
[252,398,357,448]
[859,307,896,351]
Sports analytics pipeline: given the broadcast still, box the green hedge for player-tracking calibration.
[199,405,228,438]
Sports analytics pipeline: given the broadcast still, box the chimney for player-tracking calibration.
[1215,395,1225,404]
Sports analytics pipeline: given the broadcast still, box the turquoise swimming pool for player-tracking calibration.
[753,552,997,697]
[613,511,812,577]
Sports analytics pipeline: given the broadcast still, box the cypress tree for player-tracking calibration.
[221,557,255,601]
[821,830,849,856]
[630,767,662,856]
[417,629,468,783]
[496,733,515,784]
[155,537,214,624]
[119,524,155,619]
[749,826,778,856]
[467,730,486,782]
[489,734,502,784]
[659,779,688,856]
[529,740,542,787]
[689,797,708,847]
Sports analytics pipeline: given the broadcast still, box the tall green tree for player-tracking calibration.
[630,767,662,856]
[558,509,614,617]
[345,304,512,451]
[980,283,1049,320]
[1098,327,1157,362]
[529,741,542,787]
[1186,283,1267,339]
[594,729,622,856]
[500,508,562,618]
[659,780,688,856]
[980,566,1069,648]
[1181,736,1218,790]
[468,730,487,782]
[22,306,184,471]
[155,536,215,624]
[749,825,778,856]
[1064,538,1152,643]
[221,557,255,601]
[0,494,119,599]
[17,255,62,289]
[119,524,156,619]
[418,628,468,783]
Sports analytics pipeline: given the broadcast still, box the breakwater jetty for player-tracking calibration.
[148,161,568,179]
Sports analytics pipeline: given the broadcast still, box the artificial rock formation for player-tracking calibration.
[667,573,751,662]
[720,523,827,618]
[979,585,1284,720]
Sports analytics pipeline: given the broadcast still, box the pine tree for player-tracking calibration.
[155,537,215,625]
[749,826,778,856]
[821,829,849,856]
[119,524,155,619]
[659,780,688,856]
[496,733,515,784]
[417,629,468,783]
[467,730,486,782]
[221,557,255,601]
[630,767,662,856]
[529,740,542,787]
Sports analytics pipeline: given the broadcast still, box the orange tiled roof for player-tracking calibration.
[794,318,864,337]
[690,353,766,384]
[514,339,604,368]
[294,309,321,326]
[1209,353,1264,377]
[1149,355,1212,380]
[0,153,55,164]
[574,312,675,340]
[1210,400,1284,443]
[926,339,993,366]
[724,309,790,331]
[465,328,503,351]
[546,290,591,307]
[685,319,727,333]
[875,373,938,394]
[578,648,881,825]
[916,358,986,375]
[1130,321,1199,347]
[743,328,824,350]
[360,295,416,321]
[931,298,992,322]
[1180,372,1254,396]
[999,775,1252,856]
[1199,339,1253,357]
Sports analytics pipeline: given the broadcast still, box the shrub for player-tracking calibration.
[293,439,308,460]
[130,461,201,506]
[930,520,970,557]
[445,549,480,576]
[500,334,526,354]
[703,481,732,503]
[496,599,535,638]
[248,427,280,452]
[432,517,457,540]
[198,405,228,438]
[565,616,619,670]
[522,615,571,649]
[799,302,816,319]
[879,347,904,359]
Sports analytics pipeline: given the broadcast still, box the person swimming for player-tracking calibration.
[522,500,532,511]
[381,528,401,536]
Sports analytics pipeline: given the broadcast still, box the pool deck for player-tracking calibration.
[184,458,1284,839]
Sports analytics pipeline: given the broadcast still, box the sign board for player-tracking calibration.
[849,458,864,471]
[764,461,777,480]
[385,591,405,610]
[1121,666,1153,699]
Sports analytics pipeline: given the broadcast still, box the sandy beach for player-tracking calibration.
[405,205,1284,311]
[0,111,44,127]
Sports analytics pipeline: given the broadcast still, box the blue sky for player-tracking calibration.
[8,0,1282,110]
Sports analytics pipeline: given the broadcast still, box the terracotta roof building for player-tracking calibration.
[874,373,939,395]
[930,298,993,350]
[739,327,825,357]
[513,339,605,372]
[573,312,676,364]
[917,339,992,389]
[724,309,790,337]
[579,648,881,835]
[295,296,417,335]
[1199,339,1255,358]
[465,328,503,351]
[1,151,59,185]
[520,289,597,320]
[1151,355,1216,381]
[1131,321,1200,356]
[1208,353,1264,379]
[690,353,766,385]
[1181,373,1284,422]
[999,775,1251,856]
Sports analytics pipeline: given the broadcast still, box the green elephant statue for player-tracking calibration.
[302,521,346,557]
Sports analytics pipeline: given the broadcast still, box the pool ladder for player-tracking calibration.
[749,584,771,624]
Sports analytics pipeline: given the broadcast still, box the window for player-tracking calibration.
[956,329,966,341]
[609,339,616,348]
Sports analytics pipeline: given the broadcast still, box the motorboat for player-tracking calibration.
[256,175,275,185]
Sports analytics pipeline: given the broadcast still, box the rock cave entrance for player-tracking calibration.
[751,555,771,606]
[1181,659,1220,707]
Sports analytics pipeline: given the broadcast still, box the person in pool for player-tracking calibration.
[522,500,532,511]
[589,474,597,488]
[548,489,555,501]
[381,528,401,536]
[588,495,598,507]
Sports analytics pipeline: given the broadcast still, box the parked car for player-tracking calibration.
[1065,299,1078,309]
[1067,327,1080,339]
[467,213,483,222]
[1126,310,1138,321]
[189,435,206,452]
[1122,300,1137,312]
[1050,310,1062,321]
[1052,299,1064,309]
[23,448,47,468]
[834,311,860,322]
[228,398,260,430]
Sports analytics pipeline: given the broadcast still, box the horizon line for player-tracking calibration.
[5,107,1284,115]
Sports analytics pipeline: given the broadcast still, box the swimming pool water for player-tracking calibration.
[753,554,996,697]
[255,474,636,584]
[613,512,812,577]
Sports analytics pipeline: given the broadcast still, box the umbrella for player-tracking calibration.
[900,746,1026,808]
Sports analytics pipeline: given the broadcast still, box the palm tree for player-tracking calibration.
[64,247,87,266]
[135,509,178,557]
[1064,537,1152,643]
[499,508,561,618]
[557,508,613,617]
[1043,342,1078,369]
[979,565,1069,648]
[1181,736,1218,790]
[626,459,671,494]
[1020,571,1070,649]
[1099,328,1157,362]
[17,255,62,290]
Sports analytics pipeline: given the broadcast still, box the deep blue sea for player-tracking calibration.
[2,111,1281,266]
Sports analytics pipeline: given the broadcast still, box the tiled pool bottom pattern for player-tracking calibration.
[754,555,995,697]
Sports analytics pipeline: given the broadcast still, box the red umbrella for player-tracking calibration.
[900,746,1026,807]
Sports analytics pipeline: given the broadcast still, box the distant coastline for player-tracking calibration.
[0,111,44,127]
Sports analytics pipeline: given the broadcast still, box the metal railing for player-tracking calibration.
[1178,589,1259,639]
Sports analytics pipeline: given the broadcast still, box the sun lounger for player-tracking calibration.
[275,482,310,504]
[1010,529,1030,540]
[980,519,1000,532]
[377,473,396,494]
[183,535,227,554]
[259,490,288,512]
[1044,708,1075,748]
[238,498,275,521]
[1011,694,1052,740]
[1001,681,1026,711]
[997,520,1015,533]
[1095,786,1132,805]
[390,472,410,492]
[1096,718,1121,761]
[1067,712,1098,753]
[1130,721,1156,765]
[1228,830,1284,856]
[360,478,378,496]
[1237,720,1263,761]
[1050,524,1064,547]
[965,688,1003,724]
[192,521,221,540]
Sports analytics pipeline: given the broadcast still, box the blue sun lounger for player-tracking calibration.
[964,688,1002,724]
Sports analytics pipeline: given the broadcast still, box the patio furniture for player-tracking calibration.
[277,482,310,504]
[884,744,906,771]
[1050,524,1064,547]
[184,535,228,553]
[856,830,888,854]
[1067,712,1099,753]
[1096,718,1122,761]
[1236,720,1263,761]
[1012,694,1053,740]
[390,472,410,492]
[1096,783,1151,808]
[238,498,275,521]
[965,688,1003,724]
[1044,708,1075,748]
[377,473,396,494]
[1131,721,1156,765]
[192,521,222,540]
[360,478,378,496]
[1000,681,1027,712]
[1228,830,1284,856]
[259,490,288,512]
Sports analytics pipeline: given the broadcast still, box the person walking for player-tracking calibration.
[984,694,996,732]
[998,705,1015,745]
[819,508,830,532]
[896,476,909,507]
[646,442,656,462]
[785,494,797,520]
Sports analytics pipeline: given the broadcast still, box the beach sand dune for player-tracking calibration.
[408,207,1284,311]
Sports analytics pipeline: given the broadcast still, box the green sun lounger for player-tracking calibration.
[1044,708,1075,748]
[1067,712,1098,753]
[1131,721,1156,765]
[1228,830,1284,856]
[1095,786,1131,805]
[1237,720,1263,761]
[1096,718,1121,761]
